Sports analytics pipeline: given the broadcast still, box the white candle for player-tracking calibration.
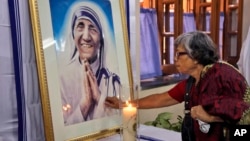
[122,101,137,141]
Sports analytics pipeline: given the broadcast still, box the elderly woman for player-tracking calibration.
[105,31,250,141]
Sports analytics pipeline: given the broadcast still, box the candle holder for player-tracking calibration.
[119,85,139,141]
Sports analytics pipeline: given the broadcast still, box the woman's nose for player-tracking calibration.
[174,55,178,61]
[81,29,91,40]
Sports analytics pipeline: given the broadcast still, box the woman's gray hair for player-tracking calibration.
[174,31,219,66]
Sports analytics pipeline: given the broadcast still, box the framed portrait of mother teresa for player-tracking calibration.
[29,0,133,140]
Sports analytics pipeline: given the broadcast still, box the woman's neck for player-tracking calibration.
[88,55,98,64]
[90,58,100,75]
[190,65,204,86]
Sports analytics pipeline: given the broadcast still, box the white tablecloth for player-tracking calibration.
[98,124,181,141]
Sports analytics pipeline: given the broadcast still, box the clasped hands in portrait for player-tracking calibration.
[80,58,100,120]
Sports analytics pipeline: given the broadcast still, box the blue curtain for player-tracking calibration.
[140,8,162,79]
[219,13,224,58]
[183,13,196,32]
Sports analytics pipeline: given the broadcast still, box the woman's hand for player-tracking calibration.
[79,59,93,119]
[191,105,223,123]
[84,59,100,103]
[79,59,100,119]
[105,96,120,109]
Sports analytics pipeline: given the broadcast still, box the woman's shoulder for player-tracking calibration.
[99,67,119,77]
[59,60,83,79]
[201,61,245,81]
[213,61,247,82]
[215,61,238,69]
[98,67,120,84]
[214,61,242,75]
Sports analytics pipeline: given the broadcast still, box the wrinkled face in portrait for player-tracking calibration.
[73,18,101,61]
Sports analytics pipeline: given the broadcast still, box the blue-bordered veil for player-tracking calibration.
[57,2,120,82]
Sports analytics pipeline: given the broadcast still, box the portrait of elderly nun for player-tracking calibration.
[53,1,121,126]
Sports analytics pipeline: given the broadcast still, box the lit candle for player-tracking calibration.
[122,101,137,141]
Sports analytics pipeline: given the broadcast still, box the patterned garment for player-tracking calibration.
[169,61,250,141]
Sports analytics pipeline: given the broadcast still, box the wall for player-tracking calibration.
[129,0,141,85]
[140,0,155,8]
[139,84,184,124]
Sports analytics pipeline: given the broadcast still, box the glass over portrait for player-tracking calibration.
[29,0,132,140]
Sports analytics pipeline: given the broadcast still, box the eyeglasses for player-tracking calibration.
[175,52,188,58]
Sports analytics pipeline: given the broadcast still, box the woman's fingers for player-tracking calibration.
[83,59,100,103]
[191,105,211,123]
[105,97,119,109]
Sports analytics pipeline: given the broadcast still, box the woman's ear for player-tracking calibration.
[194,60,198,64]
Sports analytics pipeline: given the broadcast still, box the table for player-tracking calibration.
[98,124,181,141]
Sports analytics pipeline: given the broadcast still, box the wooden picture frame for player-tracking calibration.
[28,0,133,140]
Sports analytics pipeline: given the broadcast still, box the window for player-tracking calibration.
[154,0,243,74]
[139,0,243,88]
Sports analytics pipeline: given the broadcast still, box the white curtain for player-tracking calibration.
[237,26,250,85]
[0,0,18,140]
[1,0,45,140]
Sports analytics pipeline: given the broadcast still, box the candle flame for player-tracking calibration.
[62,104,71,111]
[125,101,133,107]
[128,103,132,107]
[125,101,129,105]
